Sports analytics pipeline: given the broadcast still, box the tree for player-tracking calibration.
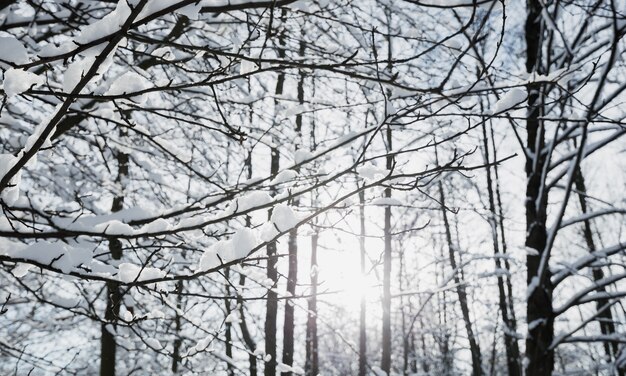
[1,1,624,375]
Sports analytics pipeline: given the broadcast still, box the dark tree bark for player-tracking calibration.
[281,227,297,376]
[418,316,430,374]
[399,244,410,376]
[100,148,128,376]
[381,11,394,373]
[238,273,258,376]
[172,280,183,373]
[488,315,499,376]
[264,147,280,376]
[224,267,235,376]
[409,334,418,374]
[437,277,453,375]
[358,189,367,376]
[574,167,623,376]
[304,231,319,376]
[490,125,519,341]
[265,10,286,376]
[436,169,483,376]
[524,1,554,374]
[480,118,521,376]
[281,38,305,376]
[240,135,258,376]
[264,100,281,376]
[304,74,319,376]
[381,123,393,375]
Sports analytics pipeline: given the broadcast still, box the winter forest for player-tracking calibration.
[0,0,625,375]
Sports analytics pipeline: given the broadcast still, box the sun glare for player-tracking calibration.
[316,243,381,313]
[338,273,381,312]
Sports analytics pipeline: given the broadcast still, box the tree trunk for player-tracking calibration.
[238,274,258,376]
[225,267,235,376]
[172,280,183,373]
[488,314,499,376]
[305,75,319,376]
[241,139,258,376]
[305,231,319,376]
[264,160,279,376]
[381,11,394,372]
[358,189,367,376]
[381,124,393,375]
[281,38,305,376]
[438,286,453,376]
[409,334,417,374]
[399,245,409,376]
[574,167,622,375]
[525,1,554,374]
[490,124,519,345]
[281,228,297,376]
[265,10,286,376]
[265,123,280,376]
[436,171,483,376]
[419,317,429,374]
[480,119,521,376]
[100,148,128,376]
